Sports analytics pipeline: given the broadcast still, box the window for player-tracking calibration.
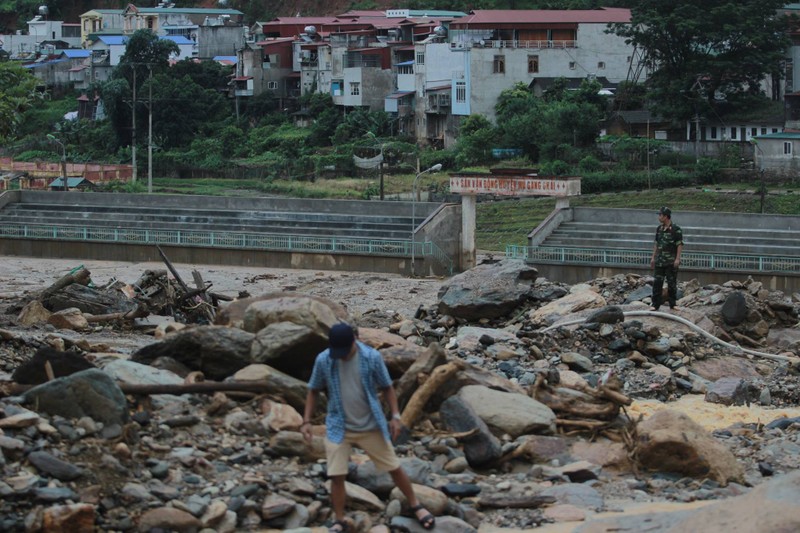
[751,128,757,137]
[455,81,466,103]
[493,55,505,74]
[730,127,737,140]
[350,82,360,96]
[710,126,717,139]
[416,52,425,65]
[761,128,767,134]
[785,142,792,155]
[267,81,278,90]
[528,55,539,74]
[569,61,576,70]
[772,128,779,133]
[597,61,605,69]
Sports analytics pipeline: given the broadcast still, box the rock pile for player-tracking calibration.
[1,259,800,532]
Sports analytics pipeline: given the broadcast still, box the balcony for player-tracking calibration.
[469,40,577,49]
[426,93,451,114]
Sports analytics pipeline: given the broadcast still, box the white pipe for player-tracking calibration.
[542,310,799,365]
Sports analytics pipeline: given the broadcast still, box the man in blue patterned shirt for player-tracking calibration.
[302,323,435,532]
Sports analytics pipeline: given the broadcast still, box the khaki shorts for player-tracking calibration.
[325,430,400,477]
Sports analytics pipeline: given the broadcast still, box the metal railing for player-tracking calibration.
[505,245,800,274]
[0,223,453,271]
[420,240,454,276]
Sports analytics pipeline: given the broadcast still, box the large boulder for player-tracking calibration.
[215,292,348,329]
[574,471,800,532]
[439,394,502,467]
[243,294,350,381]
[132,326,255,380]
[457,385,556,437]
[22,369,129,426]
[530,287,607,325]
[636,409,745,485]
[437,260,538,320]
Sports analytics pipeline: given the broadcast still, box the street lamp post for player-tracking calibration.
[411,163,442,277]
[46,134,67,191]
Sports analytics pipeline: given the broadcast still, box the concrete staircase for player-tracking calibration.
[539,208,800,258]
[0,202,415,240]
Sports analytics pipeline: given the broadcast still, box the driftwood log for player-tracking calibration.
[400,360,464,429]
[394,342,447,411]
[39,267,91,301]
[530,373,631,429]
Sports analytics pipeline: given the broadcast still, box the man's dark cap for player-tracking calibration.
[329,323,355,359]
[658,206,671,218]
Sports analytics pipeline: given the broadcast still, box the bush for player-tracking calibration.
[539,160,571,175]
[695,157,722,184]
[15,150,55,162]
[578,155,602,172]
[419,148,455,172]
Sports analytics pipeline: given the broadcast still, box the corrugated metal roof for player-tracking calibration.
[24,59,68,69]
[259,17,339,26]
[162,36,193,45]
[451,8,631,26]
[132,8,242,15]
[426,84,450,92]
[385,90,415,99]
[213,55,238,64]
[62,50,91,58]
[50,177,92,188]
[395,60,414,66]
[98,36,127,45]
[755,132,797,139]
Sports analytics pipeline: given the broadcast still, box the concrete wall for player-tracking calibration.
[0,239,415,275]
[416,202,462,276]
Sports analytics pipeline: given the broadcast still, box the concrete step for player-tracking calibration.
[542,237,799,256]
[6,203,413,226]
[0,214,412,239]
[0,211,410,233]
[560,222,800,240]
[548,229,799,248]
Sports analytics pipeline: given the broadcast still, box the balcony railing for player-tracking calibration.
[460,40,577,50]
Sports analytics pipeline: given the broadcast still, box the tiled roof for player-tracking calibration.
[451,8,631,26]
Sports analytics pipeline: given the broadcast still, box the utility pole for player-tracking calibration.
[147,65,153,194]
[694,114,701,163]
[131,66,137,184]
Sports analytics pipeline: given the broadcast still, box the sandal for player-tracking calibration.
[329,519,349,533]
[410,504,436,530]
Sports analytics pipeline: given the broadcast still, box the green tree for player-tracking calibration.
[114,29,180,88]
[145,73,229,149]
[454,115,499,167]
[610,0,790,120]
[0,61,41,140]
[171,59,232,92]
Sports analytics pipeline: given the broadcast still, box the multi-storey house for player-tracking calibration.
[414,8,636,147]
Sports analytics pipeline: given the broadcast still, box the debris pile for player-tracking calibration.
[1,258,800,532]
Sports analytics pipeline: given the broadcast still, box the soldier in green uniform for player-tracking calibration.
[649,206,684,310]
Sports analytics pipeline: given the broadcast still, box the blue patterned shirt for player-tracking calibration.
[307,340,393,443]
